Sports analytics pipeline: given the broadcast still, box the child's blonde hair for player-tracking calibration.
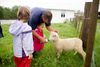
[17,6,30,21]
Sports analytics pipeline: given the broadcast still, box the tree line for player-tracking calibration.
[0,6,19,19]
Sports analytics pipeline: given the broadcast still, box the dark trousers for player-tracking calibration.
[0,25,3,38]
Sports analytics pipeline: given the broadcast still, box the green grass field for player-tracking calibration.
[0,23,100,67]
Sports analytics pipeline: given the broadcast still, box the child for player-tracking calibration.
[33,23,48,56]
[9,6,33,67]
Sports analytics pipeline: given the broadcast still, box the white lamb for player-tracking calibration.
[49,32,86,61]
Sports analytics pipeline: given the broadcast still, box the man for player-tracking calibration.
[28,7,57,43]
[0,22,4,38]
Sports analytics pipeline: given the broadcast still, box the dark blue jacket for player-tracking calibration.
[28,7,51,30]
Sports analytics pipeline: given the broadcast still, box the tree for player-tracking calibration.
[2,6,19,19]
[84,0,99,67]
[0,6,4,19]
[3,7,12,19]
[11,6,19,19]
[80,2,92,49]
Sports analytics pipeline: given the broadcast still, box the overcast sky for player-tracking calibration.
[0,0,99,11]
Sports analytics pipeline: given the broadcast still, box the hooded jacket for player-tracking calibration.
[9,20,34,57]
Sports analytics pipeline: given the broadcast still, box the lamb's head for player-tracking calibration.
[49,32,59,42]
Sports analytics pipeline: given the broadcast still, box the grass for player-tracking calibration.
[0,22,100,67]
[94,23,100,67]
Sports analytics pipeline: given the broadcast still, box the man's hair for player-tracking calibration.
[17,6,30,20]
[42,10,52,22]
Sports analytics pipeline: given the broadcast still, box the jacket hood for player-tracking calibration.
[9,20,31,36]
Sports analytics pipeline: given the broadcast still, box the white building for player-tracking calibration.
[48,8,75,23]
[0,8,75,24]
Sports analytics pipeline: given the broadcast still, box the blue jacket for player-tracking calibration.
[28,7,51,30]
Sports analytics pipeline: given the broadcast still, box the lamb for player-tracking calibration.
[49,32,86,61]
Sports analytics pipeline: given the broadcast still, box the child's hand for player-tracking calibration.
[28,53,33,59]
[44,35,48,43]
[40,37,47,43]
[45,39,48,43]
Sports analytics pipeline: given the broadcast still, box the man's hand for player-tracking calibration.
[46,26,58,33]
[53,30,58,33]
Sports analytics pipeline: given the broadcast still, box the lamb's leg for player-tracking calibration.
[57,49,62,58]
[79,49,86,61]
[75,47,86,61]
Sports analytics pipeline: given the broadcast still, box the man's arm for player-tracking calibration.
[46,26,58,32]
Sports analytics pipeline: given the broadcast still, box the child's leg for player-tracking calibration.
[19,57,32,67]
[14,56,32,67]
[14,56,22,67]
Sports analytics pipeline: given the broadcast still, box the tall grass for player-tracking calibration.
[0,23,100,67]
[94,23,100,67]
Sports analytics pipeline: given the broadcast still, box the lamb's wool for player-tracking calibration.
[49,32,86,61]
